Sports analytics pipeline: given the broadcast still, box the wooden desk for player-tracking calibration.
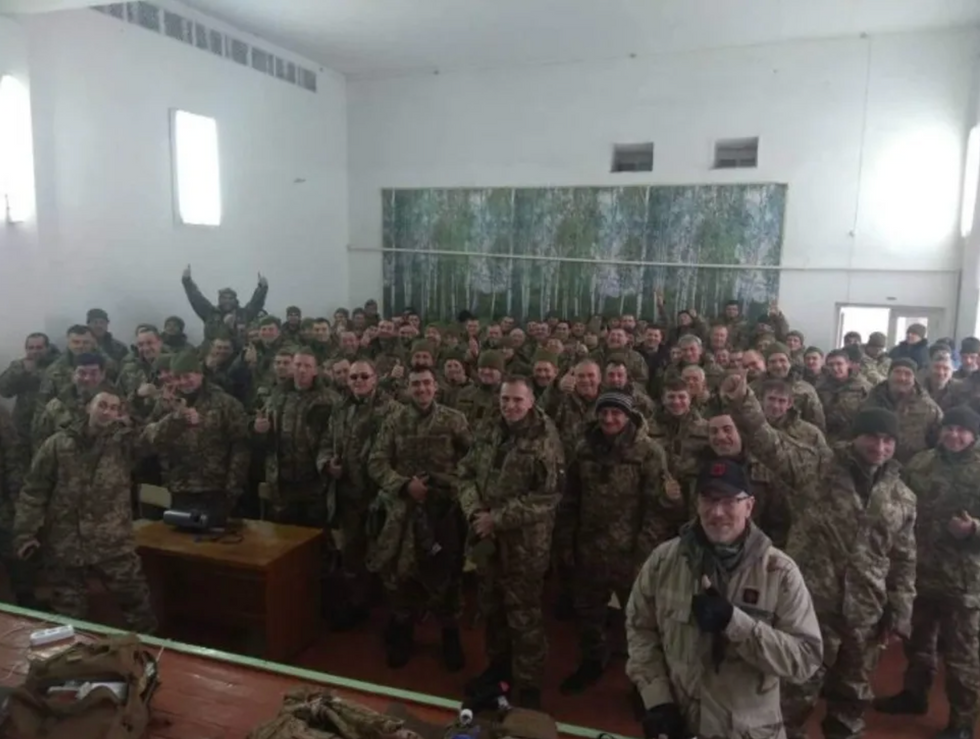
[136,520,322,663]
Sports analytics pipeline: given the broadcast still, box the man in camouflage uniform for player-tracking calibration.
[680,364,714,416]
[203,332,250,402]
[590,327,649,385]
[460,376,563,710]
[36,324,111,410]
[554,391,677,695]
[33,352,110,453]
[603,356,655,422]
[117,326,167,418]
[626,457,821,739]
[455,351,504,436]
[648,377,710,500]
[751,343,826,431]
[719,298,749,348]
[282,306,303,343]
[818,347,874,444]
[143,351,250,515]
[439,351,472,409]
[861,332,892,385]
[180,264,268,342]
[720,374,916,739]
[864,358,943,464]
[0,404,30,606]
[530,350,558,402]
[13,390,157,632]
[874,405,980,739]
[674,335,725,390]
[802,346,825,386]
[367,366,471,671]
[0,332,58,458]
[545,359,600,462]
[320,359,395,630]
[759,378,828,450]
[921,352,964,411]
[162,316,191,353]
[86,308,129,363]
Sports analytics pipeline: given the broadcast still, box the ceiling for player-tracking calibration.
[179,0,980,77]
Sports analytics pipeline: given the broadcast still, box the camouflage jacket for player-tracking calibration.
[864,382,943,464]
[903,444,980,606]
[625,524,821,735]
[726,389,917,634]
[612,383,657,422]
[816,373,873,443]
[14,423,142,566]
[769,410,829,452]
[589,347,649,385]
[0,406,25,528]
[440,379,473,411]
[859,353,891,386]
[32,384,112,454]
[96,333,130,364]
[255,383,334,501]
[751,375,826,432]
[181,275,268,341]
[458,408,564,577]
[0,355,55,446]
[920,376,966,412]
[366,402,472,579]
[320,392,396,504]
[722,316,750,350]
[552,391,598,463]
[646,409,710,486]
[143,382,250,496]
[555,422,678,584]
[454,383,501,437]
[36,352,117,412]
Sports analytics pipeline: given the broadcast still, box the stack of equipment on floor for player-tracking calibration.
[0,633,160,739]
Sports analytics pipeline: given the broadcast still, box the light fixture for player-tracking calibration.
[171,110,222,226]
[962,125,980,239]
[0,74,35,224]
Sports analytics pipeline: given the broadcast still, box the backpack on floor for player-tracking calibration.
[1,633,160,739]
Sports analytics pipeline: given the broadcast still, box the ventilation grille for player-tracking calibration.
[714,137,759,169]
[93,2,318,93]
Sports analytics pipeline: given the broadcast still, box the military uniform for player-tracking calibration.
[859,353,891,386]
[0,353,57,457]
[726,390,917,739]
[36,352,116,411]
[864,381,943,464]
[0,406,29,605]
[455,382,500,437]
[751,375,826,432]
[626,523,822,738]
[181,276,268,342]
[458,408,564,698]
[13,423,156,632]
[817,373,873,444]
[590,346,649,385]
[32,384,111,453]
[647,408,710,499]
[769,409,828,451]
[920,376,966,412]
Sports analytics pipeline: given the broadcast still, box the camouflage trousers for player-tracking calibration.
[386,570,462,626]
[46,551,158,634]
[782,616,881,739]
[479,567,547,690]
[573,573,631,663]
[903,595,980,730]
[335,499,371,610]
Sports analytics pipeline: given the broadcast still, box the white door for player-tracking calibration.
[836,305,890,347]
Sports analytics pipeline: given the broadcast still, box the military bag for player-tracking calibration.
[1,633,159,739]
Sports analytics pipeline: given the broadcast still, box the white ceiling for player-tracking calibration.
[181,0,980,77]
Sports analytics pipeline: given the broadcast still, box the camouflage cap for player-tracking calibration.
[171,351,203,375]
[867,332,887,348]
[765,342,791,359]
[478,350,505,371]
[152,354,173,373]
[532,350,559,366]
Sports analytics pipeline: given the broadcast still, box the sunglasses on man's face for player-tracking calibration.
[349,373,374,381]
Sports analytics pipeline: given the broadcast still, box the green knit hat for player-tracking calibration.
[441,347,467,365]
[766,342,791,359]
[532,350,559,366]
[478,351,505,372]
[411,340,435,357]
[170,351,203,375]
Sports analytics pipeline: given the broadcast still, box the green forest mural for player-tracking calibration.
[381,184,786,321]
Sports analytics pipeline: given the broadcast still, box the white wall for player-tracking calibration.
[22,1,348,352]
[0,15,46,356]
[348,28,980,349]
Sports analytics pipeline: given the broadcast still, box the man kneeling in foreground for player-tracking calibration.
[625,457,822,739]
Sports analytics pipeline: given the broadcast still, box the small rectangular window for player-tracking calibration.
[611,143,654,173]
[172,110,221,227]
[714,137,759,169]
[209,30,224,57]
[229,38,249,65]
[195,23,209,51]
[163,11,185,41]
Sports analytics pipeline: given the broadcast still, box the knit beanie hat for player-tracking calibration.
[441,347,467,365]
[844,344,864,363]
[152,354,173,373]
[411,340,434,357]
[478,351,505,372]
[766,342,791,359]
[907,323,927,339]
[942,406,980,436]
[962,337,980,355]
[851,408,899,439]
[259,316,281,328]
[164,316,185,332]
[804,346,823,357]
[890,358,919,373]
[787,330,804,342]
[170,351,203,375]
[86,308,109,322]
[532,350,559,366]
[867,332,887,348]
[596,390,635,416]
[218,288,238,299]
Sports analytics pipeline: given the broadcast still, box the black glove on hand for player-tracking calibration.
[692,585,734,633]
[641,702,686,739]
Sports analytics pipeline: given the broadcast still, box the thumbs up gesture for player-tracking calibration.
[390,360,404,380]
[254,410,271,434]
[663,475,682,502]
[559,372,576,394]
[949,510,977,539]
[691,575,734,633]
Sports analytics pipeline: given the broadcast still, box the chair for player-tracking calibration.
[138,484,171,519]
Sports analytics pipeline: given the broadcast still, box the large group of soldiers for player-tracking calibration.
[0,265,979,738]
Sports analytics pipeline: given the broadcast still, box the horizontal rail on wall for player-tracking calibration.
[348,246,960,274]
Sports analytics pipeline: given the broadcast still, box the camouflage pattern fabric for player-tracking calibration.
[816,374,872,444]
[182,275,267,342]
[863,381,943,464]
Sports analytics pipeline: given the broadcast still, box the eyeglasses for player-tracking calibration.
[697,494,750,512]
[349,373,374,381]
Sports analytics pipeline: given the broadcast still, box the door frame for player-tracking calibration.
[835,303,946,347]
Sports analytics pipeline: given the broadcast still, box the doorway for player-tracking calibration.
[835,305,946,348]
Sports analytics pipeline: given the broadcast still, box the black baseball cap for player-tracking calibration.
[697,458,751,498]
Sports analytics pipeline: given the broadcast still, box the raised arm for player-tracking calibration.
[181,266,218,322]
[243,273,269,321]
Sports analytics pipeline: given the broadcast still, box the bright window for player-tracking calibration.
[172,110,221,226]
[0,75,35,224]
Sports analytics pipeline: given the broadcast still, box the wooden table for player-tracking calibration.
[136,520,322,663]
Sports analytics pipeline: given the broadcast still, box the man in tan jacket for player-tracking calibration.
[626,457,822,739]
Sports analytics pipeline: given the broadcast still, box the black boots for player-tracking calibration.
[384,618,415,669]
[873,690,928,715]
[442,627,466,672]
[464,659,512,697]
[559,659,605,695]
[554,589,575,622]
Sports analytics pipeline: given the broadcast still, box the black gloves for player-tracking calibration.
[692,585,734,633]
[641,703,686,739]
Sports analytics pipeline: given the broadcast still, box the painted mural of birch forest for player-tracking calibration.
[382,184,785,321]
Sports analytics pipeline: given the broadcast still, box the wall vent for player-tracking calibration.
[92,3,318,94]
[713,137,759,169]
[611,143,654,173]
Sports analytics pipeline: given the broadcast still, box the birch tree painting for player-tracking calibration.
[382,184,785,321]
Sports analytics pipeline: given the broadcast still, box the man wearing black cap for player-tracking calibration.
[817,347,873,444]
[865,358,943,464]
[890,323,930,371]
[180,264,269,342]
[955,337,980,380]
[875,405,980,739]
[282,306,303,342]
[86,308,129,364]
[625,456,821,739]
[161,316,191,353]
[554,390,675,695]
[720,372,917,739]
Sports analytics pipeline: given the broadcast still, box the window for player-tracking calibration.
[0,75,35,224]
[171,110,221,226]
[611,143,654,173]
[714,137,759,169]
[836,306,889,347]
[962,125,979,238]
